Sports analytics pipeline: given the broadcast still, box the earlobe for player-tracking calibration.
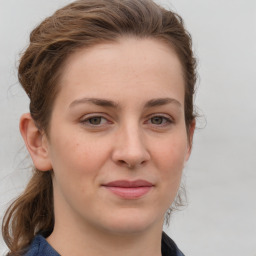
[20,113,52,171]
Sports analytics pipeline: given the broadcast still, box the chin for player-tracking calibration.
[98,210,163,235]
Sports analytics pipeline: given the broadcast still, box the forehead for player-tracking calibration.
[56,37,185,108]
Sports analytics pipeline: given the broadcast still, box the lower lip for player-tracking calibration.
[103,186,152,199]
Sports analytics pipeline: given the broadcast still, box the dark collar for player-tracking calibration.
[25,232,184,256]
[161,232,185,256]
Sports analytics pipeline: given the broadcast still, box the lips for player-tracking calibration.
[102,180,153,199]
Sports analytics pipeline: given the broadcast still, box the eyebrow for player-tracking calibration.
[69,97,181,109]
[69,98,118,108]
[144,98,182,108]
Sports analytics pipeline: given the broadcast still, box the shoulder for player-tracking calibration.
[24,235,60,256]
[161,232,185,256]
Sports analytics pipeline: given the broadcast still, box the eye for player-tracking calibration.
[88,116,106,125]
[145,115,173,128]
[80,115,109,126]
[150,116,166,125]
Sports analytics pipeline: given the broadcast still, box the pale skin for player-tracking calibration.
[20,37,195,256]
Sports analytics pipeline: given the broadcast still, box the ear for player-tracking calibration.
[185,119,196,161]
[20,113,52,171]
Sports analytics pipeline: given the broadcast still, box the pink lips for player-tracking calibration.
[102,180,153,199]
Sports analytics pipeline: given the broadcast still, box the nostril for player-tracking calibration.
[117,159,147,169]
[117,160,128,167]
[117,160,134,169]
[141,160,146,165]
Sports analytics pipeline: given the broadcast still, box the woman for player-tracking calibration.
[2,0,197,255]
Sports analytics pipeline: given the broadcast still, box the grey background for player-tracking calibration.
[0,0,256,255]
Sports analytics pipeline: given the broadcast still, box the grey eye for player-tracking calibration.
[89,117,103,125]
[150,116,164,124]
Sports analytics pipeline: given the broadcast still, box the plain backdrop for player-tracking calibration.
[0,0,256,255]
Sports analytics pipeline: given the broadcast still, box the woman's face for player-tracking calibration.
[44,37,193,235]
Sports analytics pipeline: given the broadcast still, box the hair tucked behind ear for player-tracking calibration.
[2,170,53,255]
[2,0,197,254]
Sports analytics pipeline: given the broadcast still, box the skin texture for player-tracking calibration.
[20,37,194,256]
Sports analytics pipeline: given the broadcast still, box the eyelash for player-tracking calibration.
[145,115,174,128]
[80,114,174,128]
[80,115,111,127]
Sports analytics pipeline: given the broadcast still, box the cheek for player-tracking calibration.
[150,134,188,212]
[49,130,110,179]
[152,134,188,180]
[49,136,104,202]
[150,134,187,198]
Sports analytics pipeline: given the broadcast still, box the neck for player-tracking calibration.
[47,215,163,256]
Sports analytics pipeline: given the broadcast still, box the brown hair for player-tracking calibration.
[2,0,197,254]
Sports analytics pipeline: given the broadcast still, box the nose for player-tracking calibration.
[112,125,150,169]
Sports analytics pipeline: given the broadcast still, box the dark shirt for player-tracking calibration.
[161,232,185,256]
[25,232,184,256]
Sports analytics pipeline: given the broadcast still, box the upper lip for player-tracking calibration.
[103,180,153,188]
